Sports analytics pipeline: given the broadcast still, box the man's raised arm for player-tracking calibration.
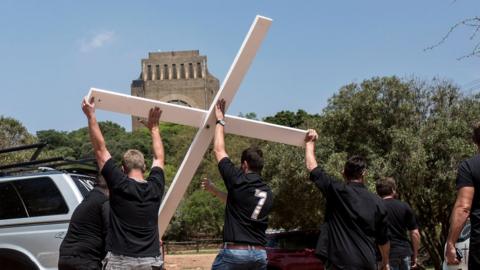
[201,178,227,204]
[305,129,319,172]
[214,99,228,162]
[82,96,111,171]
[142,107,165,169]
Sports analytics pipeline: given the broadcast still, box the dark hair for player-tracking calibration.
[343,155,367,181]
[376,177,396,197]
[241,147,264,173]
[473,121,480,145]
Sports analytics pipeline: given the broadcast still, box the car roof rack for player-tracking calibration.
[0,143,98,176]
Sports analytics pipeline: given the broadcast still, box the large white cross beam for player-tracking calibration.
[87,15,307,237]
[88,88,306,146]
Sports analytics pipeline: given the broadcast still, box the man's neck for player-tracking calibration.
[348,179,363,184]
[383,195,395,200]
[128,171,145,182]
[242,168,256,174]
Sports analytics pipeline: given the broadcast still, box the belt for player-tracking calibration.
[223,242,265,250]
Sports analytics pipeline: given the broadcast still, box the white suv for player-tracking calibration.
[0,170,95,270]
[0,143,97,270]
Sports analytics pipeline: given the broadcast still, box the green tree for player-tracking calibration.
[264,109,317,128]
[0,116,35,149]
[0,116,36,165]
[263,77,479,269]
[178,190,225,237]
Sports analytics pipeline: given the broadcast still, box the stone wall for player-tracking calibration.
[131,50,220,130]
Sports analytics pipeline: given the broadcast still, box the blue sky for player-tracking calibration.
[0,0,479,133]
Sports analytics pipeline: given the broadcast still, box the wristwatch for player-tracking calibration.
[216,119,226,126]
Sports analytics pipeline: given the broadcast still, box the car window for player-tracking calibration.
[0,182,28,219]
[70,175,95,197]
[13,177,69,217]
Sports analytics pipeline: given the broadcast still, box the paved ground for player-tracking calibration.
[164,253,216,270]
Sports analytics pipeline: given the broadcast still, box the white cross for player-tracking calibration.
[86,15,307,238]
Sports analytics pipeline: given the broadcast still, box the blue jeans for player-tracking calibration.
[389,256,410,270]
[211,248,267,270]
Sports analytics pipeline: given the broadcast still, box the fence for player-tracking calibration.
[163,239,223,254]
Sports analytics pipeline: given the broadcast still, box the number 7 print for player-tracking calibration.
[251,189,268,220]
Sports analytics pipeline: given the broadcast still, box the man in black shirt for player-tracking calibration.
[58,176,109,270]
[304,129,390,270]
[211,99,273,270]
[446,122,480,269]
[376,177,420,270]
[82,96,165,270]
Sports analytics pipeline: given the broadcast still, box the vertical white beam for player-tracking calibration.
[158,15,272,237]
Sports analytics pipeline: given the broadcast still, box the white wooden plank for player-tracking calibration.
[157,15,272,237]
[88,88,307,146]
[224,115,306,146]
[87,88,206,128]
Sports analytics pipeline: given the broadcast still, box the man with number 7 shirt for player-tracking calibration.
[210,98,274,270]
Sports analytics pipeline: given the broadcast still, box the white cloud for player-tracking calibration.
[80,31,115,53]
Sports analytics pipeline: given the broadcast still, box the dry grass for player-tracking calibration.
[164,253,217,270]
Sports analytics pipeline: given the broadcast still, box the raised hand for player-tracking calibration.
[305,129,318,143]
[141,107,162,130]
[81,96,96,119]
[215,99,226,121]
[201,178,214,192]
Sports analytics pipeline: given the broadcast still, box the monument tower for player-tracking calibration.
[131,50,220,130]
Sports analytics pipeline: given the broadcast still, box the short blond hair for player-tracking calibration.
[122,149,146,173]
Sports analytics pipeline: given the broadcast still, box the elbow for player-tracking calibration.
[95,148,107,159]
[214,145,226,155]
[156,153,165,162]
[95,149,111,166]
[306,163,316,172]
[214,149,227,161]
[461,205,471,215]
[456,203,471,216]
[414,231,421,240]
[410,229,420,241]
[213,148,221,158]
[305,157,318,172]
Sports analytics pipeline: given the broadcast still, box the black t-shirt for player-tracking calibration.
[59,187,109,261]
[310,166,389,270]
[101,158,165,257]
[383,198,418,259]
[456,154,480,256]
[218,157,273,246]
